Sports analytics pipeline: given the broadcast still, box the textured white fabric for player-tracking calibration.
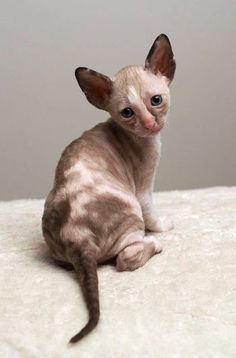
[0,187,236,357]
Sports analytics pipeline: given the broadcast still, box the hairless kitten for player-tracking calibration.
[42,34,176,343]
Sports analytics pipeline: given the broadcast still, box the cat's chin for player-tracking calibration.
[133,131,160,139]
[135,126,164,138]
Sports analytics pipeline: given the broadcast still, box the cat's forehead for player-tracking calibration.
[112,66,169,98]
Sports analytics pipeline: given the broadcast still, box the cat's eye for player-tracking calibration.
[151,95,163,106]
[120,107,134,119]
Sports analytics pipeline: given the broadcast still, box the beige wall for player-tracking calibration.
[1,0,236,200]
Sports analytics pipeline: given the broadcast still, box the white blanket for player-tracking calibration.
[0,187,236,357]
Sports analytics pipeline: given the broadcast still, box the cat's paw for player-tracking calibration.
[144,234,163,253]
[116,243,143,272]
[155,216,174,233]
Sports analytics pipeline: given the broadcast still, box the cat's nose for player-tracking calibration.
[143,119,156,130]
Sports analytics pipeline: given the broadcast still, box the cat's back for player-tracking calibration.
[42,119,140,249]
[53,119,130,190]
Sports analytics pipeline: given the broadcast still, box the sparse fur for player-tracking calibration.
[42,34,176,343]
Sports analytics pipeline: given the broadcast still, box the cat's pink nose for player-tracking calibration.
[143,120,156,130]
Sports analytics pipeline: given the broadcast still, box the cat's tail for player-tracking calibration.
[68,247,99,344]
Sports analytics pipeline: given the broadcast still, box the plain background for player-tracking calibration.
[1,0,236,200]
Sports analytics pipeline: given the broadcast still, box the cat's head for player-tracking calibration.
[75,34,176,137]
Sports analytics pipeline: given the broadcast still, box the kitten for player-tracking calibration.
[42,34,176,343]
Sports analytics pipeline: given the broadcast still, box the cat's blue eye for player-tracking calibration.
[151,95,163,106]
[120,107,134,119]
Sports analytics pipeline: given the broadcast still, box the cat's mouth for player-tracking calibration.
[135,125,164,137]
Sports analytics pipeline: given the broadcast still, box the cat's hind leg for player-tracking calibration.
[116,233,162,272]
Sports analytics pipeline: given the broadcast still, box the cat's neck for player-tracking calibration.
[107,118,161,154]
[106,118,161,193]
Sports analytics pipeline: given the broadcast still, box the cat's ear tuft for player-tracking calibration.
[145,34,176,83]
[75,67,113,110]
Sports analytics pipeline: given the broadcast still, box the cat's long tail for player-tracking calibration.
[69,248,99,344]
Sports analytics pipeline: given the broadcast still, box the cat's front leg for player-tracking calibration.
[140,192,174,233]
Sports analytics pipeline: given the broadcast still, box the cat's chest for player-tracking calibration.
[139,134,161,169]
[133,135,161,191]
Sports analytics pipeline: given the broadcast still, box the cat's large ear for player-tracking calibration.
[145,34,176,83]
[75,67,113,110]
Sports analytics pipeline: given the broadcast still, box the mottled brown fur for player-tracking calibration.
[42,34,176,343]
